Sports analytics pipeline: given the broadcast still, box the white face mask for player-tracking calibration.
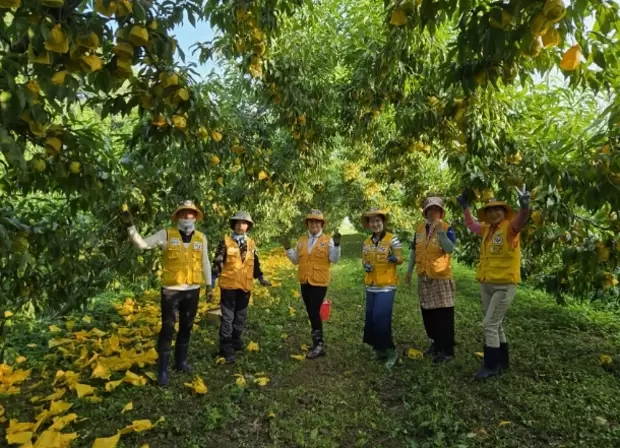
[177,218,196,233]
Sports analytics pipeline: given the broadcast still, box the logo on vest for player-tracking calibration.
[193,243,203,251]
[378,246,387,252]
[492,233,504,245]
[170,238,181,246]
[319,242,326,247]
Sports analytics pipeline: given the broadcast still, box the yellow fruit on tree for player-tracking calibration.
[81,55,104,72]
[28,45,51,64]
[160,72,179,88]
[148,20,158,30]
[115,0,132,17]
[543,0,566,22]
[541,28,561,48]
[596,242,610,262]
[95,0,117,17]
[524,37,543,58]
[530,12,550,38]
[32,158,46,172]
[51,70,67,85]
[45,25,69,54]
[172,115,187,130]
[482,189,494,202]
[254,42,266,57]
[489,8,512,30]
[152,115,167,128]
[217,177,224,186]
[258,170,268,180]
[560,44,582,71]
[212,130,223,142]
[115,58,133,77]
[0,0,21,8]
[251,28,264,43]
[234,157,241,166]
[129,25,149,47]
[41,0,64,7]
[602,272,618,290]
[235,6,249,21]
[390,8,407,26]
[69,161,81,173]
[210,155,220,165]
[231,145,244,154]
[77,32,100,50]
[121,203,128,212]
[113,42,133,59]
[174,88,190,102]
[45,137,62,155]
[25,80,40,96]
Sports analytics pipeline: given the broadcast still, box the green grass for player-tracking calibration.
[2,233,620,447]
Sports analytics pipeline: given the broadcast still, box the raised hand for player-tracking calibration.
[515,184,531,208]
[457,191,468,209]
[332,229,342,246]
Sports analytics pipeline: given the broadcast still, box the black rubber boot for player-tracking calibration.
[219,338,235,364]
[157,351,170,386]
[474,346,501,380]
[232,330,245,352]
[306,330,326,359]
[424,341,437,358]
[499,343,509,372]
[174,344,191,373]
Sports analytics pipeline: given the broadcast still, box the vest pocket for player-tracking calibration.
[312,266,329,284]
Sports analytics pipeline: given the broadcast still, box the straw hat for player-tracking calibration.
[229,210,254,231]
[477,198,515,223]
[171,200,204,222]
[304,209,327,226]
[362,207,388,228]
[422,196,446,218]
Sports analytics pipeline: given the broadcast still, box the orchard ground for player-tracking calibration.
[2,230,620,448]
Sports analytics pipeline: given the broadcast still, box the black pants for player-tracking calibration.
[157,288,200,353]
[220,288,251,341]
[420,306,455,356]
[301,283,328,332]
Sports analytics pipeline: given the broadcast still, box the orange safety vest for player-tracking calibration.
[297,233,331,287]
[363,232,400,287]
[161,229,205,286]
[476,220,521,284]
[219,236,256,292]
[414,222,453,279]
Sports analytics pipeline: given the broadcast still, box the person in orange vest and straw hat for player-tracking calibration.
[458,185,530,379]
[212,210,271,364]
[361,207,404,368]
[120,200,213,386]
[281,209,342,359]
[405,195,457,364]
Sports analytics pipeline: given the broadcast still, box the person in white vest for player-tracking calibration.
[121,200,213,386]
[281,209,342,359]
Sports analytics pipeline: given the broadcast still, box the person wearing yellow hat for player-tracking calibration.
[212,210,271,364]
[405,195,457,364]
[121,200,213,386]
[361,207,404,368]
[281,209,342,359]
[457,185,530,380]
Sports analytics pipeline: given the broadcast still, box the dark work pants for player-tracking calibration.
[301,283,328,332]
[157,288,200,353]
[420,306,455,356]
[219,288,251,341]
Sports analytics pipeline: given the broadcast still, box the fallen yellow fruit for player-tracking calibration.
[69,161,81,174]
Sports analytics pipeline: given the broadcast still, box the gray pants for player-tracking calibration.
[480,283,516,348]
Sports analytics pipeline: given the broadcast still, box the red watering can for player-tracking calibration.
[320,299,332,321]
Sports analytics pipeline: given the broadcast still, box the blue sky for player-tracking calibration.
[172,16,218,79]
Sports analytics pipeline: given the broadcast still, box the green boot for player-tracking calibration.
[384,348,398,369]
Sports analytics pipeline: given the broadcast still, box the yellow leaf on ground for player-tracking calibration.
[121,402,133,413]
[144,372,157,382]
[49,413,78,430]
[122,370,146,386]
[599,354,613,366]
[0,404,4,417]
[246,341,259,352]
[140,445,149,448]
[41,388,67,402]
[50,400,73,415]
[104,380,123,392]
[91,362,111,380]
[84,396,103,403]
[288,307,296,316]
[4,311,13,317]
[82,316,92,324]
[290,354,305,361]
[92,432,120,448]
[2,368,32,385]
[234,374,247,387]
[75,383,96,398]
[300,344,309,352]
[49,325,62,333]
[184,376,208,394]
[32,429,61,448]
[255,376,270,387]
[215,356,226,365]
[280,333,288,339]
[7,419,36,433]
[7,431,33,445]
[15,356,27,364]
[498,420,511,427]
[27,344,37,348]
[91,328,106,337]
[65,321,75,331]
[120,419,153,434]
[474,351,484,359]
[59,432,78,447]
